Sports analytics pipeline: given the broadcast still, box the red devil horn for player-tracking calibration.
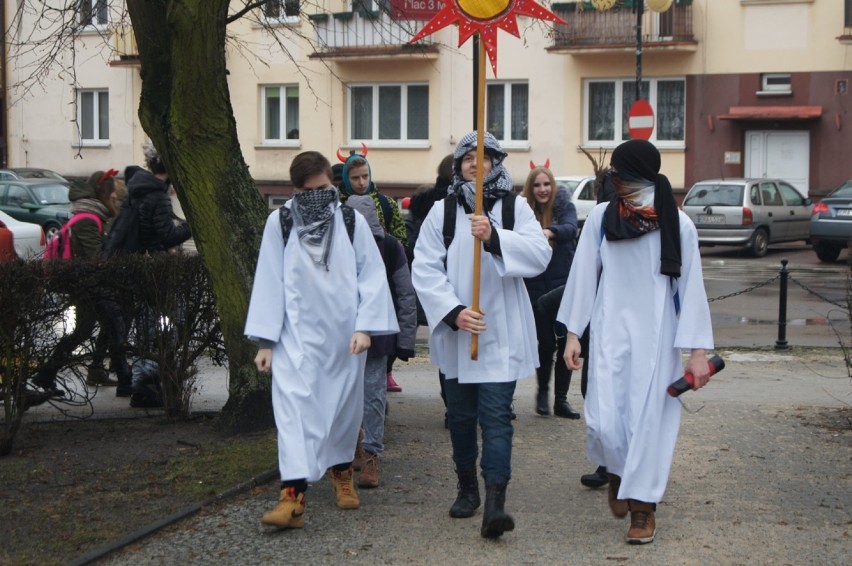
[529,160,536,170]
[544,159,550,170]
[336,148,347,163]
[361,143,368,158]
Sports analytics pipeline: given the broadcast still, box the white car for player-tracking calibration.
[555,175,597,227]
[0,209,45,260]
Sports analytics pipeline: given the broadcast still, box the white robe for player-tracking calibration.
[411,197,551,383]
[556,204,713,503]
[244,202,398,482]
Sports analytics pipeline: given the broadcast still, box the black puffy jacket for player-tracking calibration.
[126,170,191,253]
[524,188,578,304]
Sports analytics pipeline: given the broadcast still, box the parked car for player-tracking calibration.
[0,209,46,261]
[681,178,812,257]
[555,175,597,227]
[0,179,72,240]
[0,167,69,182]
[809,179,852,262]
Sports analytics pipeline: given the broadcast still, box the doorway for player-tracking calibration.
[744,130,810,196]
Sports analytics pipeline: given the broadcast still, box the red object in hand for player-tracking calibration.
[667,355,725,397]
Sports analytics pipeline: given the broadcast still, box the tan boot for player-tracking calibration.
[626,500,656,544]
[352,428,366,471]
[357,453,380,488]
[607,474,629,518]
[331,467,360,509]
[260,487,305,529]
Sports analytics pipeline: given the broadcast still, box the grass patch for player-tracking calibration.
[167,430,277,499]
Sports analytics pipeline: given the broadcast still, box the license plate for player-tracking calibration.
[697,214,725,224]
[838,209,852,217]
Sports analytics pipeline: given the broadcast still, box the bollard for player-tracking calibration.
[775,258,789,350]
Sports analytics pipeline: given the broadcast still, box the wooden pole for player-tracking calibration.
[470,36,487,360]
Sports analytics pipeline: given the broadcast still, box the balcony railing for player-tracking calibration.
[551,2,695,51]
[110,26,139,65]
[308,11,437,59]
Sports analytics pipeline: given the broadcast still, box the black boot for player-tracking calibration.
[553,365,580,419]
[535,369,550,416]
[449,469,481,518]
[580,465,609,488]
[481,484,515,538]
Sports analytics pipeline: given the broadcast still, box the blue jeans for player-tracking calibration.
[444,378,516,487]
[362,355,388,456]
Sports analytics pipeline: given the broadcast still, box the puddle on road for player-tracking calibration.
[714,314,849,326]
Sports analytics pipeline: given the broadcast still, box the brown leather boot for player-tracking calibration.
[626,500,656,544]
[352,428,366,471]
[607,474,629,518]
[260,487,305,529]
[330,467,360,509]
[357,453,380,488]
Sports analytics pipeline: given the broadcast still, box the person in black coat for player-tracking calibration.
[522,165,579,418]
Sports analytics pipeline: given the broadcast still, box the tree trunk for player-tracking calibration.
[126,0,273,432]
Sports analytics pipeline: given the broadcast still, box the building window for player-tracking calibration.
[349,84,428,143]
[78,89,109,144]
[79,0,108,28]
[759,73,792,96]
[262,0,300,22]
[262,85,299,143]
[584,78,685,147]
[486,82,528,143]
[846,0,851,27]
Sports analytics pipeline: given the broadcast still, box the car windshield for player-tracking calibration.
[683,184,744,207]
[15,169,66,181]
[30,184,70,205]
[557,180,580,193]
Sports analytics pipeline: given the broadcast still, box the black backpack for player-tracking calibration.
[441,192,517,249]
[103,195,143,258]
[279,204,356,246]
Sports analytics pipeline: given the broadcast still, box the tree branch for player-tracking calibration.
[227,0,268,24]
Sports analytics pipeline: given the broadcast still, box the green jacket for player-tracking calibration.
[338,187,407,247]
[68,181,108,261]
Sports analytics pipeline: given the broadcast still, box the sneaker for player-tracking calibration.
[626,500,656,544]
[357,454,380,489]
[607,474,628,518]
[260,487,305,529]
[330,467,360,509]
[386,372,402,393]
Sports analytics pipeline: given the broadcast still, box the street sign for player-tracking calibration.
[391,0,444,21]
[627,99,655,140]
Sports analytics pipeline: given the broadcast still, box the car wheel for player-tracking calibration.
[814,242,842,263]
[749,228,768,257]
[43,223,61,242]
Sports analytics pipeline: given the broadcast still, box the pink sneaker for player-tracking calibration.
[386,372,402,392]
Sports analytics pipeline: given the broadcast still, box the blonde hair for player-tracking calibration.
[522,166,557,230]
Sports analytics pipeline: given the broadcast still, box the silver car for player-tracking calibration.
[682,178,812,257]
[555,175,596,227]
[809,179,852,262]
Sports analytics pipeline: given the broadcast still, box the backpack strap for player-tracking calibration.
[442,194,457,249]
[501,193,516,231]
[280,205,356,246]
[67,212,104,234]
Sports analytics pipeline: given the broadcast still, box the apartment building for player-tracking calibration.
[3,0,851,203]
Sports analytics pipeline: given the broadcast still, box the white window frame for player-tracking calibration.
[76,89,109,147]
[758,73,792,96]
[582,77,686,149]
[261,0,300,24]
[485,80,529,148]
[260,85,300,147]
[348,83,429,147]
[350,0,379,12]
[79,0,108,29]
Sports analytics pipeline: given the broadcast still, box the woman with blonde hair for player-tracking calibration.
[522,164,579,418]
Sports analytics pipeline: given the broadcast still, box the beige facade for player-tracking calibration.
[4,0,851,199]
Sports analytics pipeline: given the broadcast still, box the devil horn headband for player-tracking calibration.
[336,142,369,163]
[97,168,119,186]
[529,159,551,170]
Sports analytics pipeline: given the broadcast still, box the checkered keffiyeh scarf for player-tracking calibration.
[449,131,514,212]
[291,187,338,269]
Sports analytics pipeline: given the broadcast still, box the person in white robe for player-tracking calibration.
[412,131,551,539]
[558,139,714,545]
[245,151,398,529]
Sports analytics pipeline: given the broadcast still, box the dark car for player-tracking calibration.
[682,178,812,257]
[809,180,852,262]
[0,179,72,240]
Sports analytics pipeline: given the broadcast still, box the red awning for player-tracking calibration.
[718,106,823,120]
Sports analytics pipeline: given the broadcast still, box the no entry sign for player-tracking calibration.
[627,99,655,140]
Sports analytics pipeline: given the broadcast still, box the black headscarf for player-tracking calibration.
[604,139,681,278]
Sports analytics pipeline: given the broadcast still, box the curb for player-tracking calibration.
[66,467,279,566]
